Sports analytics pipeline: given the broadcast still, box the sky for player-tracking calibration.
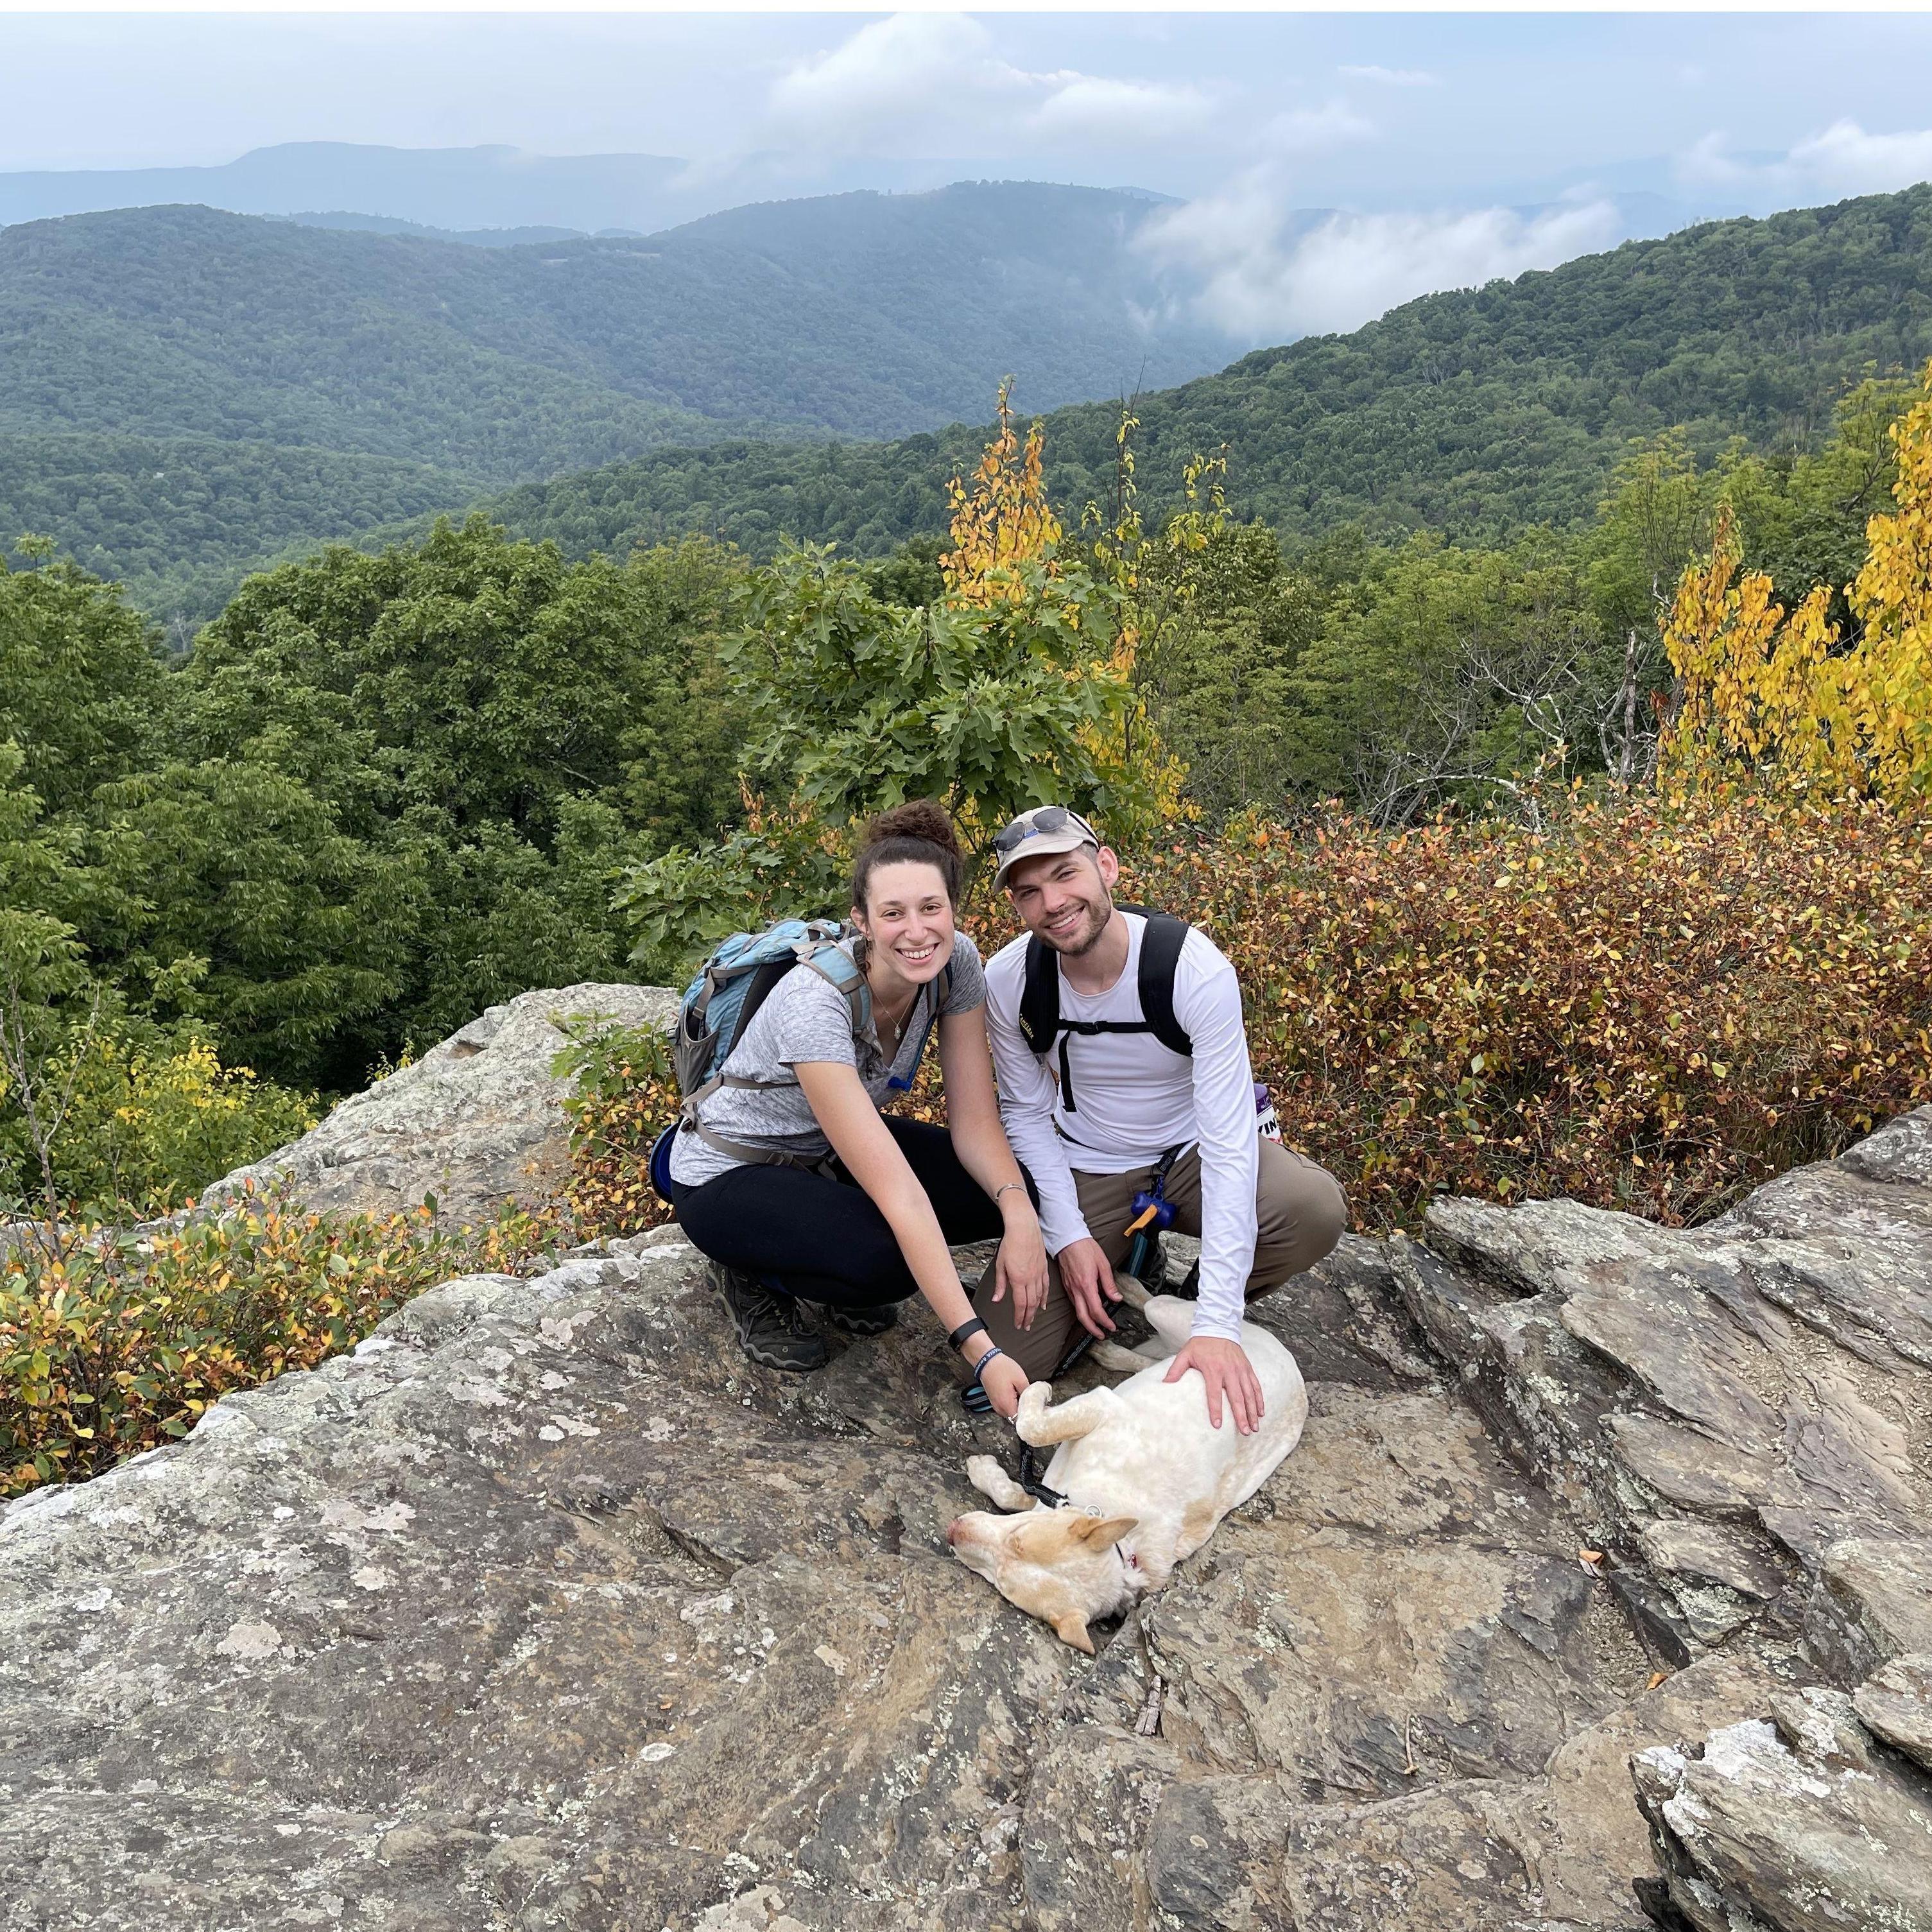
[9,11,1932,343]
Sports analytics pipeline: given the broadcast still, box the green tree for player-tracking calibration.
[725,542,1144,860]
[0,543,165,814]
[163,519,748,1078]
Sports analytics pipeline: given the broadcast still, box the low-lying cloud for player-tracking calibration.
[1138,175,1625,343]
[1683,119,1932,201]
[1263,101,1377,155]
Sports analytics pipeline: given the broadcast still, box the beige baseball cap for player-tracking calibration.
[990,804,1101,889]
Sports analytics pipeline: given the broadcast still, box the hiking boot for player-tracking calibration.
[807,1299,900,1338]
[709,1261,828,1372]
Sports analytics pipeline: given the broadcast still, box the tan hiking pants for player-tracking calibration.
[974,1139,1346,1381]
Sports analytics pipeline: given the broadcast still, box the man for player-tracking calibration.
[977,806,1345,1433]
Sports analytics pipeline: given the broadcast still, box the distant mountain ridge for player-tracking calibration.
[0,142,696,234]
[282,211,617,248]
[0,182,1238,616]
[0,141,1061,238]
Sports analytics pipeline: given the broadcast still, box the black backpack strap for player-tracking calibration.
[1135,913,1193,1058]
[1018,936,1062,1055]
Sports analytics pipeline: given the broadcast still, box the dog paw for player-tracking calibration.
[1112,1271,1151,1310]
[1091,1340,1152,1374]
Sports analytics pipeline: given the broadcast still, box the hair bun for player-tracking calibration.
[864,799,963,860]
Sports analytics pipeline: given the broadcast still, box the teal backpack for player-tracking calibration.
[655,917,949,1186]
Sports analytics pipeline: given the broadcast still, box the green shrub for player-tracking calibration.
[37,1025,318,1218]
[551,1020,680,1241]
[0,1185,556,1497]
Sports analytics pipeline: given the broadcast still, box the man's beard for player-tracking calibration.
[1044,892,1112,957]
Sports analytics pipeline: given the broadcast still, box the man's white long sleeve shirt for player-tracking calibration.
[983,915,1260,1344]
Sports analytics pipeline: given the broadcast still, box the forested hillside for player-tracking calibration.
[0,435,476,641]
[463,186,1932,564]
[0,185,1232,618]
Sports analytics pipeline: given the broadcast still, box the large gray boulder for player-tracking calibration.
[206,982,677,1225]
[3,1058,1929,1929]
[1393,1108,1932,1666]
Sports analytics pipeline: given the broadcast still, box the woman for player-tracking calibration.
[664,802,1046,1419]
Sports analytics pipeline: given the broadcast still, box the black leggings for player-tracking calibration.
[668,1118,1008,1309]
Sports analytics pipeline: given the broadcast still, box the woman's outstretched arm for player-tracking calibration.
[936,1008,1051,1330]
[793,1056,1030,1417]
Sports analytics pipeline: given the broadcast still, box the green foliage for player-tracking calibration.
[1720,372,1915,638]
[0,435,478,635]
[725,542,1144,856]
[1132,374,1927,828]
[0,522,748,1120]
[0,545,165,812]
[13,1021,316,1220]
[1128,520,1323,822]
[614,806,847,986]
[158,517,747,1082]
[549,1019,680,1239]
[1281,534,1610,822]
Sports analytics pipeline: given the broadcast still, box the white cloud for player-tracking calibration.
[1680,120,1932,200]
[1338,64,1438,88]
[766,13,1019,148]
[1790,119,1932,196]
[764,12,1215,157]
[1029,75,1213,147]
[1138,172,1625,342]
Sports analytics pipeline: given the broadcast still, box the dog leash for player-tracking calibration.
[1017,1444,1067,1508]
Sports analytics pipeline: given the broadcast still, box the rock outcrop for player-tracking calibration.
[3,986,1928,1931]
[208,983,677,1224]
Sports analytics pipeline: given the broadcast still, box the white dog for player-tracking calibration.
[945,1286,1307,1651]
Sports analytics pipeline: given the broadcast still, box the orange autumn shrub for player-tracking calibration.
[1125,785,1932,1230]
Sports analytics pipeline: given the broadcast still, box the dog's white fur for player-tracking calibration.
[945,1282,1307,1651]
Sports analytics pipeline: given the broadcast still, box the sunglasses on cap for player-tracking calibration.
[991,805,1100,856]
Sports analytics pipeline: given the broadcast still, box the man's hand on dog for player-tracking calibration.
[1164,1336,1265,1435]
[1057,1237,1122,1338]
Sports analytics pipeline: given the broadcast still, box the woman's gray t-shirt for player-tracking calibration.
[667,931,987,1188]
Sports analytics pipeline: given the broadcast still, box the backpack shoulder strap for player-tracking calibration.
[798,941,873,1052]
[1135,911,1193,1058]
[1017,936,1061,1055]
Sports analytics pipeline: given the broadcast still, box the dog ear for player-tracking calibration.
[1052,1610,1095,1653]
[1070,1514,1138,1551]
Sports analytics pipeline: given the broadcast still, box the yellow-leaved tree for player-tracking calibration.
[1661,359,1932,802]
[1844,362,1932,800]
[940,381,1064,605]
[936,385,1191,841]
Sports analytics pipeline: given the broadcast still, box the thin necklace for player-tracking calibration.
[867,963,919,1052]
